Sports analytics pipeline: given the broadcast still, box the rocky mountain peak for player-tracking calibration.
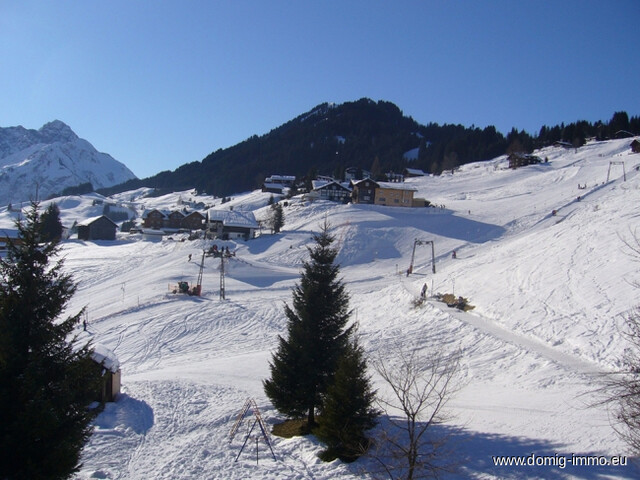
[38,120,78,143]
[0,121,137,205]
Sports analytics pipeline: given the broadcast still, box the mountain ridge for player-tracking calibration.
[99,98,639,199]
[0,120,137,206]
[99,98,510,198]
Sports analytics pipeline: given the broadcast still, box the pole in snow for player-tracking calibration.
[220,254,225,300]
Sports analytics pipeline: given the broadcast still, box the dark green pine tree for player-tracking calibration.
[271,202,284,233]
[0,202,100,480]
[264,221,353,426]
[317,337,380,462]
[39,202,63,242]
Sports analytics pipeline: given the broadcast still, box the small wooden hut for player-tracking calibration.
[91,344,121,403]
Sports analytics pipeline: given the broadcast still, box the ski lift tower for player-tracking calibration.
[607,161,626,182]
[193,250,205,296]
[407,239,435,275]
[219,252,226,300]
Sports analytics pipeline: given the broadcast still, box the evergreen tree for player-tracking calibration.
[370,156,383,181]
[270,202,284,234]
[0,202,99,480]
[609,111,630,136]
[264,221,353,426]
[39,202,63,242]
[317,337,379,462]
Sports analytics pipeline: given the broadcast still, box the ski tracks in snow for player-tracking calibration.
[432,301,602,376]
[394,271,602,378]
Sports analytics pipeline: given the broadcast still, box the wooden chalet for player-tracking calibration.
[206,209,258,240]
[351,178,378,204]
[142,209,207,232]
[311,180,352,203]
[616,130,635,139]
[77,215,118,241]
[403,167,426,178]
[182,211,206,230]
[142,209,166,229]
[167,210,185,229]
[262,175,296,194]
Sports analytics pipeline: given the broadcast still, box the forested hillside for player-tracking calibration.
[98,99,639,198]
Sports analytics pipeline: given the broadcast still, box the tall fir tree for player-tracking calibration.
[317,337,379,462]
[0,202,99,480]
[39,202,63,242]
[270,202,284,233]
[264,221,353,426]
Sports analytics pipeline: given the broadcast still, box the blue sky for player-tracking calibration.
[1,1,639,179]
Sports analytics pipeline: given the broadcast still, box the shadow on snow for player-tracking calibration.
[358,418,638,480]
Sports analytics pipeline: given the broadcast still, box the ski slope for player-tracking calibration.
[2,138,640,479]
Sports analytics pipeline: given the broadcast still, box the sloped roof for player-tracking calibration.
[351,178,379,187]
[141,208,169,219]
[313,180,352,192]
[91,344,120,373]
[207,209,258,228]
[376,181,417,191]
[77,215,118,227]
[313,181,351,192]
[265,175,295,183]
[183,211,205,219]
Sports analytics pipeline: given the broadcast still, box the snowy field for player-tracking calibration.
[2,138,640,479]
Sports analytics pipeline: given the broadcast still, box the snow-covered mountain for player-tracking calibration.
[0,120,137,206]
[1,137,640,479]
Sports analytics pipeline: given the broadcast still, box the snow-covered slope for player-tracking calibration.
[2,138,640,479]
[0,120,137,206]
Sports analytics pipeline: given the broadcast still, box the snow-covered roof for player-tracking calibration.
[262,183,288,192]
[311,179,330,190]
[141,208,169,219]
[207,209,258,228]
[376,181,417,191]
[312,180,352,192]
[264,175,295,184]
[77,215,118,227]
[91,344,120,373]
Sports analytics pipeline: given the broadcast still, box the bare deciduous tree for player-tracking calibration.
[608,307,640,453]
[369,348,462,479]
[599,229,640,453]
